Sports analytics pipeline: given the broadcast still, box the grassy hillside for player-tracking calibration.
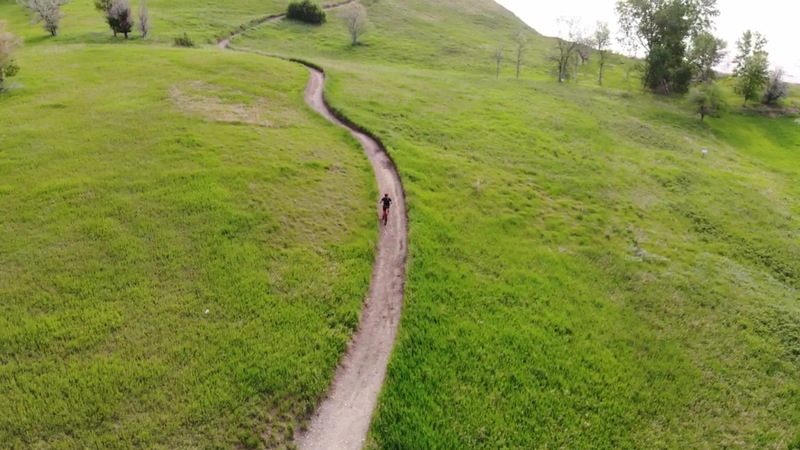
[0,0,344,44]
[3,0,800,448]
[232,0,800,448]
[0,29,376,450]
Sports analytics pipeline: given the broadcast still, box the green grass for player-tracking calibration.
[233,0,800,448]
[0,0,344,44]
[4,0,800,448]
[0,45,376,449]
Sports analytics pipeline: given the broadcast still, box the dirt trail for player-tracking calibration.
[217,0,356,49]
[296,67,407,450]
[219,8,408,450]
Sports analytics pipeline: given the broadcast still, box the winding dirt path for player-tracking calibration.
[219,9,408,450]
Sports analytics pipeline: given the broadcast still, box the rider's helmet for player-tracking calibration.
[384,193,389,197]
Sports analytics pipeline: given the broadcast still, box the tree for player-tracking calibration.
[687,82,724,122]
[493,43,503,79]
[106,0,133,38]
[550,17,585,83]
[732,30,766,76]
[0,21,23,92]
[594,21,611,85]
[138,0,149,39]
[616,0,719,94]
[689,32,726,83]
[762,67,788,105]
[732,30,769,106]
[341,4,368,46]
[17,0,69,36]
[513,29,527,79]
[94,0,111,12]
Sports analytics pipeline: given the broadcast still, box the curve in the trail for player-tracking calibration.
[217,0,356,49]
[219,9,408,450]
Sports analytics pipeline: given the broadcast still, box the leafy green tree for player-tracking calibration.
[0,21,23,92]
[687,82,725,122]
[732,30,766,76]
[732,30,769,106]
[616,0,719,94]
[689,32,726,83]
[594,21,611,85]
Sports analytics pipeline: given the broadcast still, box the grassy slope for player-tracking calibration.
[0,0,344,44]
[234,0,800,448]
[1,14,377,450]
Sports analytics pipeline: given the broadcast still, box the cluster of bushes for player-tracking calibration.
[94,0,149,39]
[287,0,326,25]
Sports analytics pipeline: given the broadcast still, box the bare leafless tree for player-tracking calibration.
[549,17,585,83]
[513,29,527,79]
[138,0,149,39]
[17,0,69,36]
[493,43,504,79]
[342,4,368,46]
[594,21,611,85]
[762,67,789,105]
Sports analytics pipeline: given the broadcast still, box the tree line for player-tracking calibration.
[12,0,150,39]
[494,0,791,121]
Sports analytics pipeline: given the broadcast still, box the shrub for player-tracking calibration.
[106,0,134,39]
[0,21,23,92]
[173,32,195,47]
[286,0,326,25]
[687,83,725,122]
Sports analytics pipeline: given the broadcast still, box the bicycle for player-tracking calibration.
[381,208,389,226]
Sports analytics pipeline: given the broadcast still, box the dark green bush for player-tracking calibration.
[173,32,195,47]
[286,0,326,25]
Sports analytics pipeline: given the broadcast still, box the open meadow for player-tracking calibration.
[0,19,376,450]
[233,0,800,448]
[2,0,800,447]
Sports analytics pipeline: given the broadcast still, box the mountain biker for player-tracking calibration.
[380,194,392,223]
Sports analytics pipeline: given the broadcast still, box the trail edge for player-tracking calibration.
[218,7,409,450]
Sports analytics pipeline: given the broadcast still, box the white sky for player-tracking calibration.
[497,0,800,82]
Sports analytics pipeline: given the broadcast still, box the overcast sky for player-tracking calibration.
[497,0,799,82]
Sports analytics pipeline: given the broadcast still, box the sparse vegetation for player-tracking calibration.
[287,0,326,25]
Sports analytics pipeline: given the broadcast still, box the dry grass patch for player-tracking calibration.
[169,81,303,127]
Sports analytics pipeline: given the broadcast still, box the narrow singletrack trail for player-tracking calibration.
[219,8,408,450]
